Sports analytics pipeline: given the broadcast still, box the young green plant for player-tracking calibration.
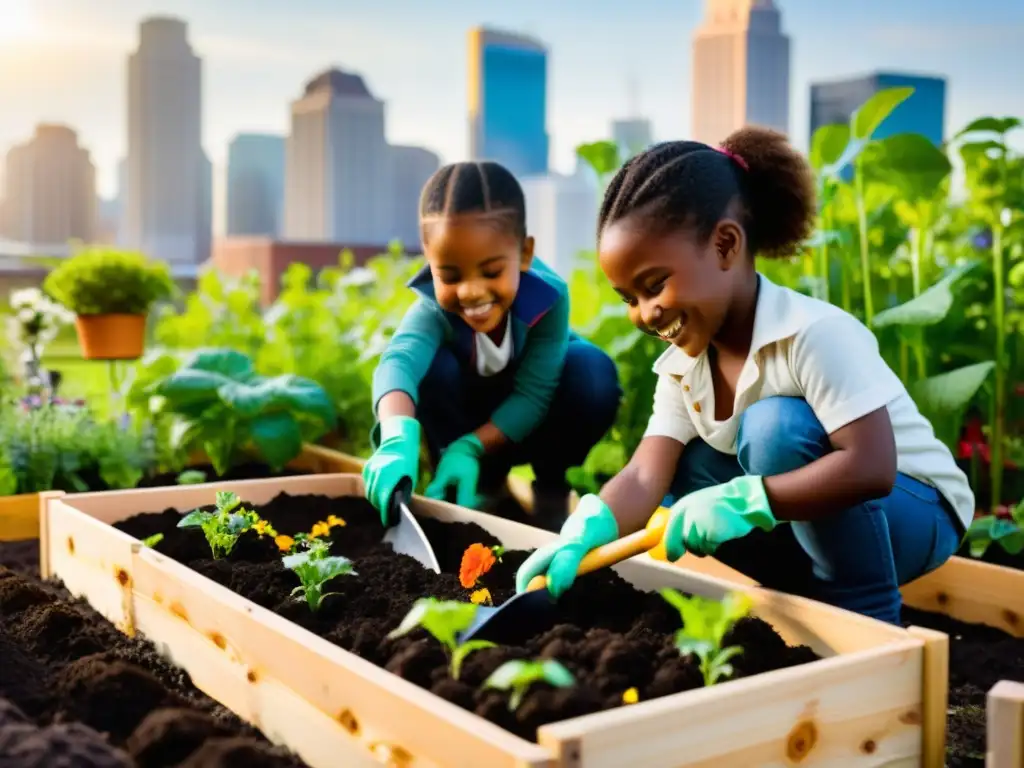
[660,588,753,686]
[282,536,357,611]
[965,500,1024,558]
[483,659,575,712]
[387,598,496,680]
[177,490,276,559]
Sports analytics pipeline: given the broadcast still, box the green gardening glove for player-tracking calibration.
[662,475,777,561]
[362,415,421,525]
[515,494,619,599]
[424,433,484,509]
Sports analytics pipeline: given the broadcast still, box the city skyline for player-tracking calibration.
[1,0,1022,241]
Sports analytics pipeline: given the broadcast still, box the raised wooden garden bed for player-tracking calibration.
[0,443,361,543]
[38,473,946,767]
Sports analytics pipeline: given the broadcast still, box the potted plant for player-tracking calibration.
[43,247,175,360]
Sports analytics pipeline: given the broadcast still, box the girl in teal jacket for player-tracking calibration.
[363,161,622,529]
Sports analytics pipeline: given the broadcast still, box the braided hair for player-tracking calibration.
[419,161,527,243]
[598,126,816,259]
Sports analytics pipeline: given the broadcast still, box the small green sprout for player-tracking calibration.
[387,598,496,680]
[282,536,357,612]
[176,469,208,485]
[141,533,164,548]
[483,659,575,711]
[177,491,276,559]
[660,588,753,687]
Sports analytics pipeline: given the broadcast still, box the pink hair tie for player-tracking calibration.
[716,146,749,172]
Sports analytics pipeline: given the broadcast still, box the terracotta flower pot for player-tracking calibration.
[75,313,146,360]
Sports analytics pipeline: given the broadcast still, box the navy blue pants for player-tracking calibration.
[666,396,961,625]
[418,339,622,493]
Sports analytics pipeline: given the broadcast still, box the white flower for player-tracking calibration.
[17,307,36,324]
[10,287,42,310]
[338,267,376,288]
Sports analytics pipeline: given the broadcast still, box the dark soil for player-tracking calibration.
[114,492,818,742]
[902,605,1024,768]
[0,552,306,767]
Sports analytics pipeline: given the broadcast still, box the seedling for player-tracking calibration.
[141,533,163,548]
[177,491,276,559]
[282,537,357,612]
[660,588,753,686]
[964,500,1024,557]
[387,598,496,680]
[483,659,575,711]
[176,469,207,485]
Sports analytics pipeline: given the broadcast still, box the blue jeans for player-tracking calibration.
[418,339,622,494]
[666,396,961,625]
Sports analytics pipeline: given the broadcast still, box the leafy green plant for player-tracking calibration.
[482,659,575,711]
[386,598,496,680]
[660,589,752,686]
[141,533,164,548]
[965,500,1024,557]
[42,247,176,316]
[177,490,276,559]
[282,536,357,611]
[145,347,336,474]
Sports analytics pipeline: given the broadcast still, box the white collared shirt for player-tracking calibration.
[475,314,513,377]
[643,273,974,528]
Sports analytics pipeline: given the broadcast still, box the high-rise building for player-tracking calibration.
[1,124,96,245]
[809,72,947,147]
[388,145,440,249]
[520,170,598,280]
[691,0,790,144]
[611,118,654,159]
[123,17,208,263]
[467,27,549,178]
[284,68,391,243]
[226,134,285,237]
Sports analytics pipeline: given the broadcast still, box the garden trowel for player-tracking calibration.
[383,479,441,574]
[457,508,672,645]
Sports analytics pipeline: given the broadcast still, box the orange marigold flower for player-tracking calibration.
[470,588,492,605]
[326,514,346,528]
[310,521,331,539]
[459,543,497,588]
[275,535,295,552]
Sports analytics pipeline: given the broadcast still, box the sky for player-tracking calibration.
[1,0,1022,235]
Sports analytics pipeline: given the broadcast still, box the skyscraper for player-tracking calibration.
[611,118,654,159]
[389,145,440,249]
[123,17,208,263]
[809,72,947,147]
[691,0,790,144]
[226,134,286,237]
[467,27,549,178]
[284,68,391,243]
[1,124,96,245]
[521,170,598,280]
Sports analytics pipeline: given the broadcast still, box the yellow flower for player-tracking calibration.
[275,535,294,552]
[327,514,346,528]
[310,521,331,539]
[470,588,492,606]
[622,687,639,705]
[254,519,276,537]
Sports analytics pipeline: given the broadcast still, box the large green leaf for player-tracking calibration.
[851,87,914,141]
[155,369,232,408]
[871,262,975,328]
[182,348,255,380]
[218,375,336,427]
[809,124,850,172]
[955,116,1022,139]
[911,361,995,414]
[871,133,952,200]
[575,141,622,180]
[248,411,303,470]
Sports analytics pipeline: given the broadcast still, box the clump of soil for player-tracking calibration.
[0,562,306,768]
[116,492,818,742]
[903,605,1024,768]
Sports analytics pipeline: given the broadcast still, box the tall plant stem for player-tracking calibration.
[854,157,874,322]
[991,220,1006,511]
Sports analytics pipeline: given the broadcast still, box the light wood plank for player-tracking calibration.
[987,681,1024,768]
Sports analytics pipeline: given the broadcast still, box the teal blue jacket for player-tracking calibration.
[372,258,570,443]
